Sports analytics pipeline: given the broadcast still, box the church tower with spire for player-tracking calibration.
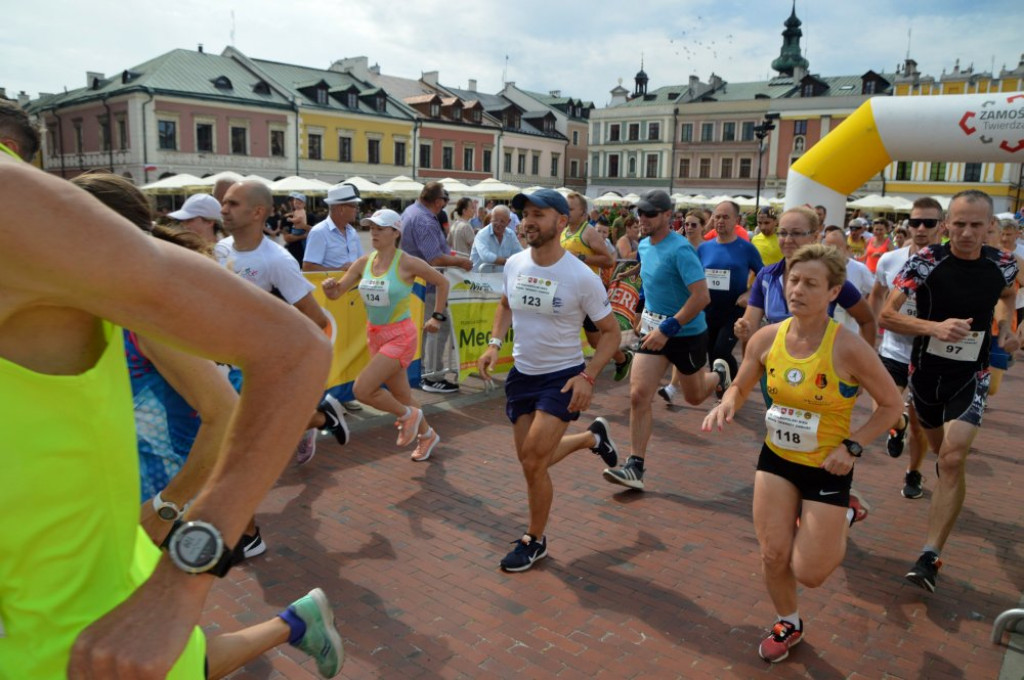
[771,1,810,76]
[633,55,649,97]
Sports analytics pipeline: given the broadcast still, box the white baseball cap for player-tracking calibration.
[360,209,402,233]
[168,194,221,221]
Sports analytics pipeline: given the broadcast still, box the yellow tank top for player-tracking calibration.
[560,222,599,273]
[763,318,859,467]
[0,321,204,678]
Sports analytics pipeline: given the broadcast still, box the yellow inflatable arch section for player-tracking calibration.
[784,91,1024,220]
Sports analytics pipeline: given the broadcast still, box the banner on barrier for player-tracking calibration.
[303,271,425,396]
[445,269,514,382]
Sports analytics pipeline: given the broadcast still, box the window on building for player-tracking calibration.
[570,159,579,178]
[628,123,640,141]
[699,157,711,178]
[741,121,755,141]
[375,94,387,112]
[964,162,982,182]
[572,130,579,146]
[701,122,714,142]
[551,153,559,177]
[517,153,526,174]
[531,153,540,176]
[453,106,462,122]
[738,158,752,178]
[157,120,176,150]
[863,80,876,95]
[628,156,637,176]
[346,92,358,108]
[483,149,492,173]
[680,123,693,142]
[196,123,213,153]
[608,154,619,178]
[793,136,805,153]
[609,123,620,141]
[721,158,733,179]
[442,146,454,170]
[463,147,473,171]
[419,143,431,169]
[368,139,381,164]
[230,126,247,155]
[928,162,947,182]
[117,117,127,150]
[794,120,808,135]
[307,134,322,160]
[430,102,440,117]
[722,122,735,141]
[645,154,658,178]
[895,161,912,181]
[316,88,328,105]
[394,141,406,166]
[340,137,353,163]
[271,129,285,157]
[802,83,815,97]
[47,125,58,156]
[73,120,84,153]
[648,122,660,140]
[504,152,512,173]
[471,108,482,123]
[678,158,690,178]
[98,116,110,152]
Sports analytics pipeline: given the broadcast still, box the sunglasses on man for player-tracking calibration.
[907,218,939,229]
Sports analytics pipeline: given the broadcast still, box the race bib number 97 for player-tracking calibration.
[925,332,983,362]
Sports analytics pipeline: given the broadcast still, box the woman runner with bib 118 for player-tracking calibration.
[323,209,450,461]
[702,244,902,664]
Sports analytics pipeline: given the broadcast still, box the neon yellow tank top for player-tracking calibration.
[560,222,599,273]
[0,321,204,678]
[763,318,859,467]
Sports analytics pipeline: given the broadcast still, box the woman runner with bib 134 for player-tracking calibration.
[702,243,901,664]
[323,209,450,461]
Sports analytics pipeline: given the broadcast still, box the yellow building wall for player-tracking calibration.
[299,110,413,164]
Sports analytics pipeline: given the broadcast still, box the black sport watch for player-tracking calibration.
[842,439,863,458]
[163,520,240,577]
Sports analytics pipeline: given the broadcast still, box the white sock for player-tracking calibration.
[591,431,603,449]
[846,507,855,524]
[779,613,801,629]
[665,384,678,398]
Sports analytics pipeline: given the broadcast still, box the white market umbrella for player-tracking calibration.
[341,176,393,199]
[270,175,332,196]
[140,173,204,194]
[468,178,521,199]
[182,171,246,193]
[622,193,641,205]
[378,175,425,200]
[242,174,274,188]
[731,195,758,209]
[592,191,627,207]
[438,177,475,194]
[847,193,912,212]
[520,185,546,195]
[930,195,951,210]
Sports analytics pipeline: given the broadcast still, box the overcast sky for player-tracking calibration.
[5,1,1022,106]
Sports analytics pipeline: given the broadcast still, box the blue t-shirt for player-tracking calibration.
[638,230,707,336]
[697,238,763,316]
[749,260,863,324]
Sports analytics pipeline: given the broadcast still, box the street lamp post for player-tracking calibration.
[753,114,778,218]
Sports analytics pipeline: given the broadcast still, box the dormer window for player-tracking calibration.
[802,82,815,97]
[430,102,440,117]
[212,76,233,90]
[863,80,876,95]
[316,87,328,105]
[453,105,462,121]
[347,92,357,108]
[376,93,387,112]
[253,80,270,95]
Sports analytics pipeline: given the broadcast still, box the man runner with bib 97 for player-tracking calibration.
[703,244,902,663]
[478,189,621,573]
[880,190,1019,593]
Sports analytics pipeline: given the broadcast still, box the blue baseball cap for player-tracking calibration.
[511,189,569,216]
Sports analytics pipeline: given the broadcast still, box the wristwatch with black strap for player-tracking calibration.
[842,438,863,458]
[161,520,244,577]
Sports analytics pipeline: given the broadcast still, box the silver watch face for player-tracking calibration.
[170,523,223,572]
[156,503,180,521]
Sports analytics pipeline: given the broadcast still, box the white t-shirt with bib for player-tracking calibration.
[216,236,314,305]
[502,249,612,375]
[875,246,914,364]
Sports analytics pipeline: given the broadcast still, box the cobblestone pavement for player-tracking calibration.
[207,364,1024,679]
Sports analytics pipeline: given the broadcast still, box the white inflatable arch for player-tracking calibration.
[784,91,1024,220]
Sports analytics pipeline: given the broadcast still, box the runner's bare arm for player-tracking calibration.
[582,227,615,269]
[845,298,877,347]
[322,254,368,299]
[0,163,331,679]
[880,287,971,341]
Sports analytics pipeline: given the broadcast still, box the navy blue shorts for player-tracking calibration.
[505,363,584,424]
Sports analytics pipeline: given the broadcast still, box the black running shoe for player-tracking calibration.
[499,535,548,573]
[587,417,618,467]
[902,470,923,499]
[603,455,645,490]
[886,411,909,457]
[906,551,942,592]
[318,394,350,446]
